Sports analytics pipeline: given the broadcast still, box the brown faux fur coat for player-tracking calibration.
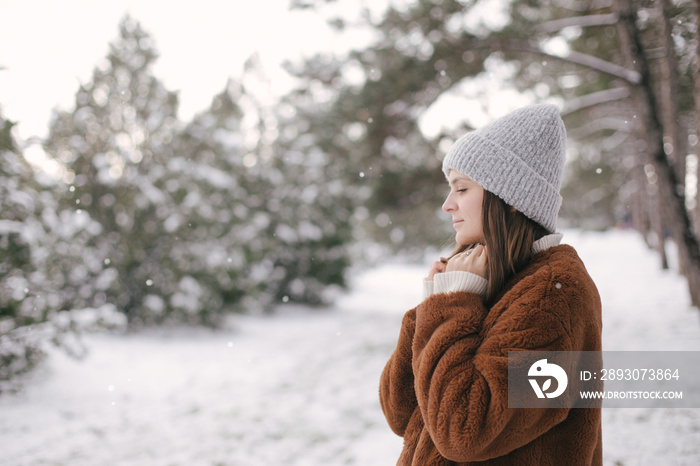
[380,244,603,465]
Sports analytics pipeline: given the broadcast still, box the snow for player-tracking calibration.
[1,229,699,465]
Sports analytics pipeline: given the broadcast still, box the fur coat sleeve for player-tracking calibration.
[379,245,603,465]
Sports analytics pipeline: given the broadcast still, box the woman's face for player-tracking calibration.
[442,170,485,245]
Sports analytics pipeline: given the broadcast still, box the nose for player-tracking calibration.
[442,192,455,213]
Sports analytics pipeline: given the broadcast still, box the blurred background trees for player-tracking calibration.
[42,16,353,327]
[3,0,700,384]
[1,107,124,389]
[288,0,700,304]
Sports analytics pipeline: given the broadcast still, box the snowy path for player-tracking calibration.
[1,229,699,465]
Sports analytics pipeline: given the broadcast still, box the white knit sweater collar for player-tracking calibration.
[533,232,563,254]
[424,233,564,300]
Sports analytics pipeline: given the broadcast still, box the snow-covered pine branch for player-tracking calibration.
[567,117,635,139]
[561,87,631,116]
[537,14,619,34]
[555,0,613,12]
[462,38,642,84]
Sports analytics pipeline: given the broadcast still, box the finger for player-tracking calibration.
[431,263,443,275]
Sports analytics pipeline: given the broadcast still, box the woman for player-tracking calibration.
[379,104,603,465]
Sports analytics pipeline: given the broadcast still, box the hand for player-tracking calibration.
[445,244,488,278]
[426,257,447,281]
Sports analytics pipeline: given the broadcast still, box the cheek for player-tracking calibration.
[460,196,482,217]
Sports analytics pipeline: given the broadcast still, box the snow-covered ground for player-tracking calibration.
[1,229,699,465]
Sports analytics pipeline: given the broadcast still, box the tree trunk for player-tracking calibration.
[694,0,700,236]
[657,0,685,182]
[652,185,670,268]
[631,165,651,243]
[613,0,665,259]
[614,0,700,307]
[657,0,688,275]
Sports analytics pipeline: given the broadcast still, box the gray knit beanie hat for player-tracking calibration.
[442,103,566,232]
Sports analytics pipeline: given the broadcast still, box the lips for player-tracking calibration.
[452,219,464,227]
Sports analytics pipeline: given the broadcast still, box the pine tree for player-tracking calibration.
[44,15,182,326]
[168,80,273,318]
[264,82,354,304]
[0,114,45,383]
[43,15,355,326]
[1,109,123,389]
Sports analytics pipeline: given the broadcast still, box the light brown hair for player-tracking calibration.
[446,190,549,306]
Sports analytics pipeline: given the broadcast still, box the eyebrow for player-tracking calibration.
[448,175,473,185]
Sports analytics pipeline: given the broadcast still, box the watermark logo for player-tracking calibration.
[528,359,568,398]
[509,351,698,408]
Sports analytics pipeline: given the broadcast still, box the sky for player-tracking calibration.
[1,0,545,179]
[1,0,532,147]
[0,0,379,142]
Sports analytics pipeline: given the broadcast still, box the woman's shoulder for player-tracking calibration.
[492,244,601,335]
[534,243,590,274]
[509,243,600,304]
